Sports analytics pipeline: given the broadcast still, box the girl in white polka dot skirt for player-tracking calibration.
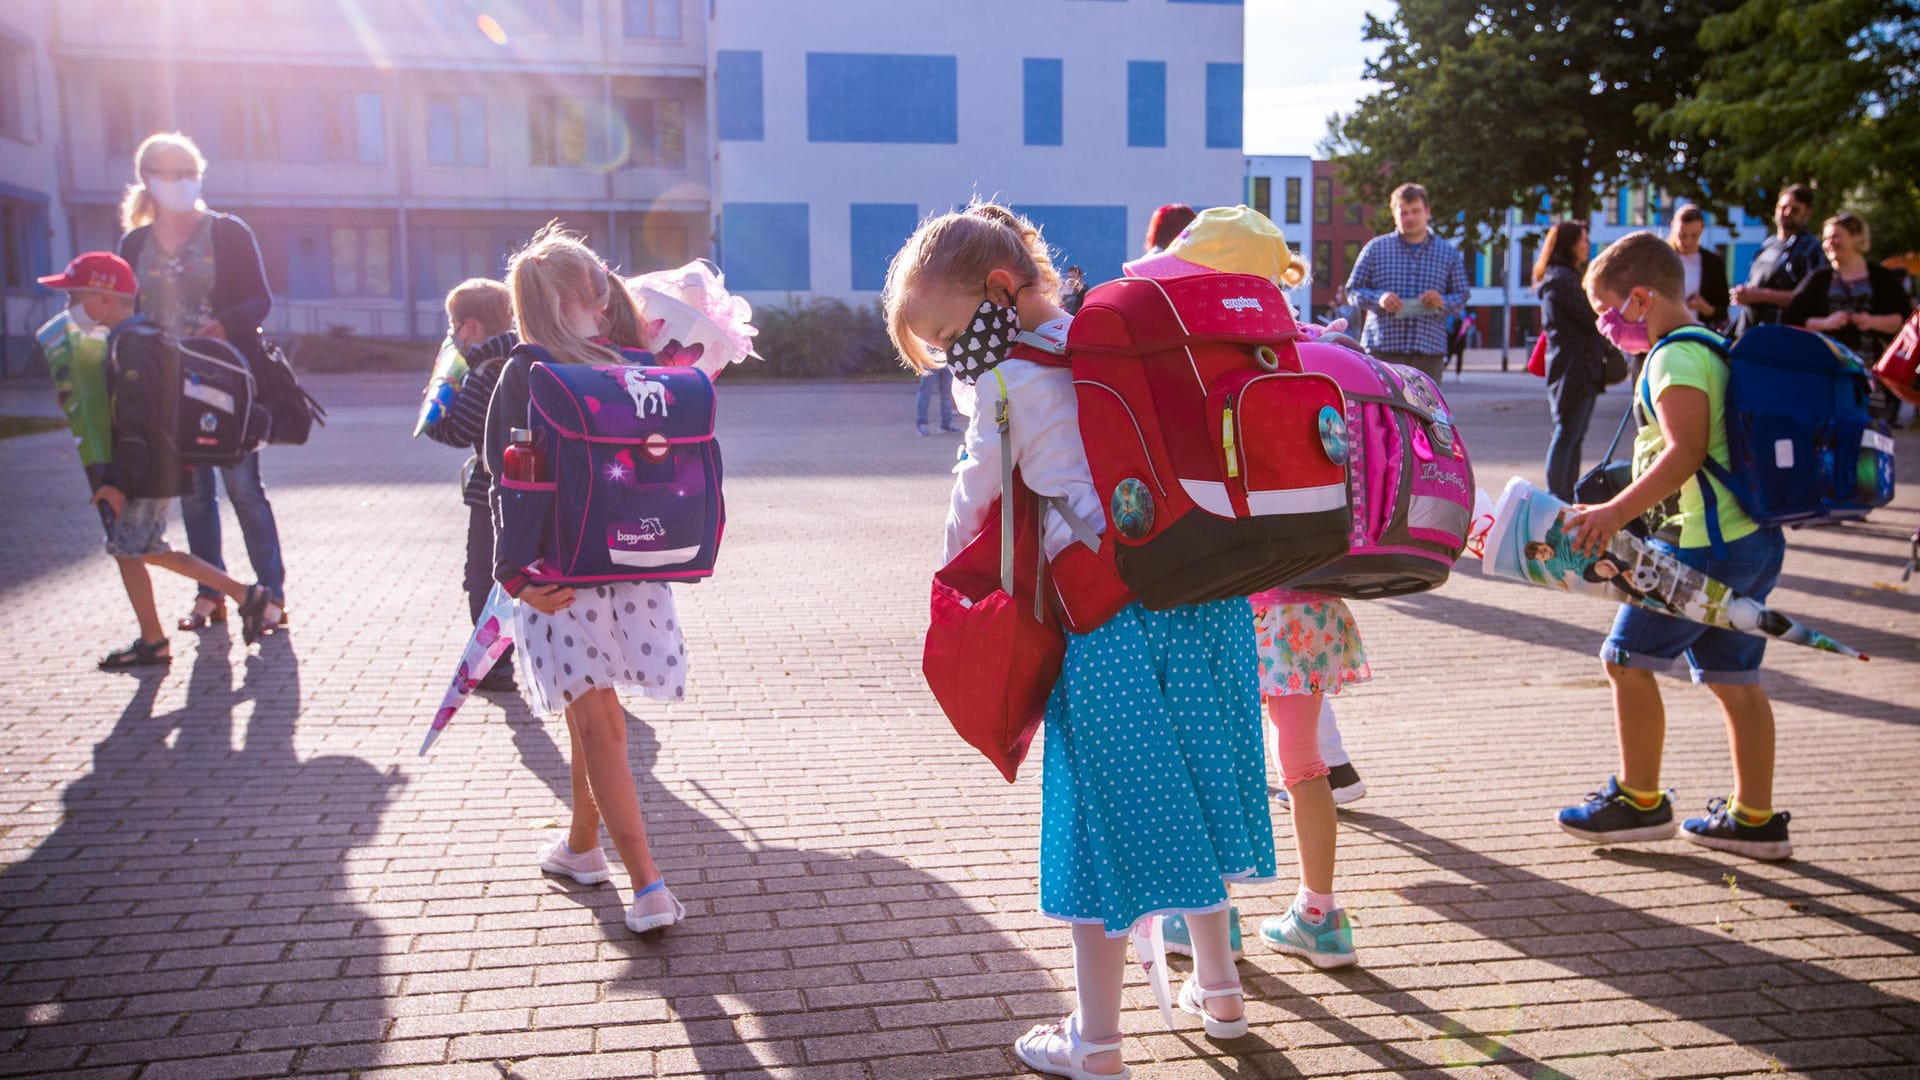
[483,226,686,936]
[887,202,1275,1079]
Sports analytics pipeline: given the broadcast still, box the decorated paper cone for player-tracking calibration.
[1479,477,1868,661]
[419,585,517,755]
[1130,917,1177,1032]
[412,337,469,438]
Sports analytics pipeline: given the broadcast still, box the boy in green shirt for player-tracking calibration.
[1556,232,1792,860]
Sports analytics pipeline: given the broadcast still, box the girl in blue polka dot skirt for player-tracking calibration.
[887,202,1275,1078]
[484,227,688,939]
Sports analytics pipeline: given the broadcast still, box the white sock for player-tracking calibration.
[1296,885,1337,923]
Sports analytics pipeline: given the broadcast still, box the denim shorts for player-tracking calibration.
[104,497,172,559]
[1599,526,1786,685]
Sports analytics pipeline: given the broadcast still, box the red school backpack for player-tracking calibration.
[1045,273,1353,609]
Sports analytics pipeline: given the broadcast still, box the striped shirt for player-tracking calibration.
[1345,232,1472,356]
[425,332,518,508]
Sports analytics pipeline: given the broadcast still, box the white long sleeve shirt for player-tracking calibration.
[941,319,1106,565]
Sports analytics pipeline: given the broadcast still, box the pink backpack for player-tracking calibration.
[1270,337,1474,599]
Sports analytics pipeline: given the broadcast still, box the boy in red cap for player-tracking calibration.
[40,253,272,669]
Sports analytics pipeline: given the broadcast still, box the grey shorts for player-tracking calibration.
[104,497,172,559]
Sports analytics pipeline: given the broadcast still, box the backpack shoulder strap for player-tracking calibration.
[1007,330,1070,367]
[1642,325,1736,557]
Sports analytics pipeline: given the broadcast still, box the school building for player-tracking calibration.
[0,0,1246,367]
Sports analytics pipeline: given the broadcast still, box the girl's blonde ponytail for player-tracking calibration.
[507,222,623,367]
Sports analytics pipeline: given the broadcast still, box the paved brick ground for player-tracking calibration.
[1,367,1916,1080]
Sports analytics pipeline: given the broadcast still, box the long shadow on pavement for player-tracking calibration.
[1340,812,1916,1073]
[0,634,405,1078]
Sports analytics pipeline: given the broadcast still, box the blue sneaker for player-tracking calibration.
[1160,907,1242,959]
[1557,777,1676,844]
[1259,902,1356,969]
[1682,797,1793,861]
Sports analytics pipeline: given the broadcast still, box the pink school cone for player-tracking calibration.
[419,584,516,755]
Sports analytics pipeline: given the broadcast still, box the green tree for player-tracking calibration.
[1652,0,1920,257]
[1325,1,1739,247]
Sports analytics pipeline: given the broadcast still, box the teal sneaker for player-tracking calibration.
[1259,902,1356,969]
[1159,907,1243,959]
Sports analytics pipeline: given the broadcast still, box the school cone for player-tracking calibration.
[420,584,517,755]
[1477,477,1869,661]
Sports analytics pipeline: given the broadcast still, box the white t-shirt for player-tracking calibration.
[1680,251,1703,301]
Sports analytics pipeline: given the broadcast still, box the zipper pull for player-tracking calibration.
[1222,402,1239,478]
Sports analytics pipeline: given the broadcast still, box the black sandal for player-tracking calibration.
[178,597,227,631]
[99,638,171,671]
[238,585,272,646]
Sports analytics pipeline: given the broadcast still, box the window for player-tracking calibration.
[1023,58,1063,147]
[2,194,51,292]
[850,204,919,291]
[1313,240,1331,282]
[716,51,764,141]
[1344,203,1362,226]
[529,95,591,167]
[1343,241,1361,278]
[1126,61,1166,148]
[623,98,686,170]
[216,93,280,160]
[630,221,692,273]
[624,0,681,38]
[1284,176,1301,225]
[533,0,583,35]
[1313,177,1331,224]
[0,34,36,143]
[323,91,384,164]
[330,226,393,297]
[102,84,163,156]
[1018,205,1128,283]
[807,53,958,144]
[1204,62,1242,149]
[1250,176,1270,219]
[427,94,487,166]
[720,203,809,291]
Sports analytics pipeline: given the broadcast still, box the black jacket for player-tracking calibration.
[119,211,274,359]
[1688,247,1731,330]
[100,319,191,499]
[1536,264,1607,393]
[1783,263,1915,355]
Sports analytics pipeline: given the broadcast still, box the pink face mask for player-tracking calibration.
[1598,306,1651,354]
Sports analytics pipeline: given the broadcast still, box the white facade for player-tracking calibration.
[1,0,70,374]
[710,0,1247,300]
[1241,153,1311,312]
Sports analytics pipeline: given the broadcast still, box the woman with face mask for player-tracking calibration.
[117,132,288,633]
[1533,221,1610,501]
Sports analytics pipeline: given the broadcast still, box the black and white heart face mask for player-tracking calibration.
[945,299,1020,384]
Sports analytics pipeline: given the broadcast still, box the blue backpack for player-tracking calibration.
[497,344,724,584]
[1646,324,1894,551]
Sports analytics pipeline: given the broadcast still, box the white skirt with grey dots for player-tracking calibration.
[513,581,686,715]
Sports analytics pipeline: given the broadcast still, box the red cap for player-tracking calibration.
[38,252,138,297]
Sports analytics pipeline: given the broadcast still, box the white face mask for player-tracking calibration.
[148,177,202,214]
[68,301,100,333]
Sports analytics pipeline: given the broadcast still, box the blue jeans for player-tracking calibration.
[916,368,956,429]
[1545,380,1598,502]
[182,451,286,602]
[1600,527,1786,685]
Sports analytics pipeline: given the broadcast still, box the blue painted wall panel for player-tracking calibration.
[1019,205,1129,285]
[722,203,811,292]
[716,50,764,141]
[1205,62,1242,149]
[849,203,920,292]
[807,53,958,144]
[1024,58,1063,147]
[1127,61,1165,148]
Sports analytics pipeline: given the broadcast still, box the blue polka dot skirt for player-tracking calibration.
[1038,597,1276,937]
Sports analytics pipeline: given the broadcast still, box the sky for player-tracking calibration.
[1243,0,1390,157]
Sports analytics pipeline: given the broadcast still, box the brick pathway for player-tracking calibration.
[1,370,1916,1079]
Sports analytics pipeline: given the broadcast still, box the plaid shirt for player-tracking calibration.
[1346,231,1472,356]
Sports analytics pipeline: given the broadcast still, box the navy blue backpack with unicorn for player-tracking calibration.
[497,343,724,584]
[1651,324,1893,548]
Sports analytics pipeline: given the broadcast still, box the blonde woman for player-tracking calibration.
[117,132,287,632]
[483,224,688,936]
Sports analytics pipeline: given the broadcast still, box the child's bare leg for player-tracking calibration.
[1607,663,1666,792]
[1069,923,1128,1075]
[562,712,602,854]
[1184,907,1243,1022]
[1708,682,1775,811]
[144,551,247,602]
[114,557,166,645]
[1270,693,1335,893]
[566,689,664,906]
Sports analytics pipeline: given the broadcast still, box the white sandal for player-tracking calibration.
[623,879,686,934]
[1177,975,1249,1039]
[1013,1012,1130,1080]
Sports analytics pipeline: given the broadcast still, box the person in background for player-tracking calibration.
[1668,205,1729,332]
[1729,184,1820,337]
[1345,182,1471,382]
[1448,310,1476,377]
[1060,265,1088,315]
[1534,220,1608,501]
[1784,212,1915,422]
[425,279,521,691]
[117,132,288,634]
[1144,203,1198,255]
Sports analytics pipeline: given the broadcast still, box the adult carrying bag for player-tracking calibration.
[249,336,326,445]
